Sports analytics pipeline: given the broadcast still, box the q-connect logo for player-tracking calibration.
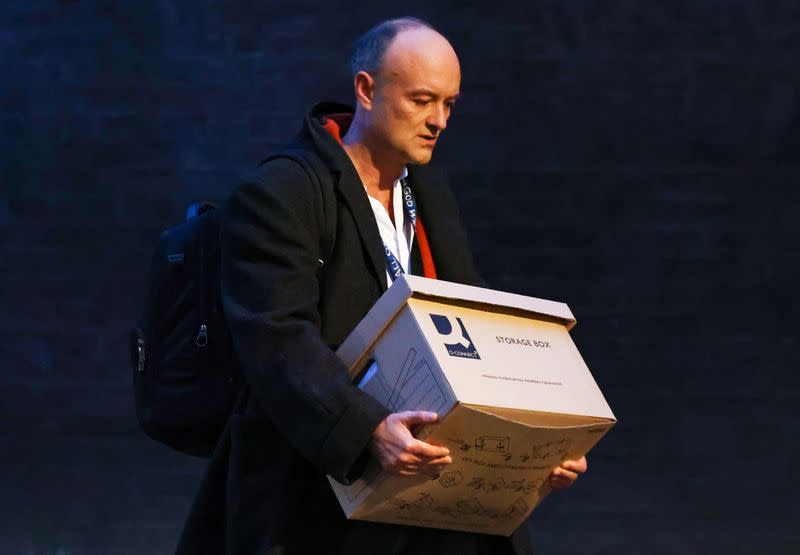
[429,314,481,360]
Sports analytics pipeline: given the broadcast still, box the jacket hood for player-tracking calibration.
[294,102,356,175]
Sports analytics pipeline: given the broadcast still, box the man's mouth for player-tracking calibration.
[420,135,438,145]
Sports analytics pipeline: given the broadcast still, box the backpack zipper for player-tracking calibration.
[136,337,146,373]
[196,324,208,348]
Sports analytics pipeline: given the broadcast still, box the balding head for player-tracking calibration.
[377,26,460,90]
[350,17,439,77]
[346,18,461,167]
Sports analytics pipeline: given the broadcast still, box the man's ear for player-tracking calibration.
[353,70,375,111]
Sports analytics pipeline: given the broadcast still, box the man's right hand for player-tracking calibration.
[369,411,451,477]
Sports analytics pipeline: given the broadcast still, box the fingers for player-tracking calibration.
[394,462,448,479]
[375,411,452,477]
[549,456,588,490]
[401,456,451,471]
[406,438,449,459]
[549,456,587,480]
[396,467,443,479]
[549,467,576,490]
[550,467,578,481]
[398,411,439,426]
[396,452,424,466]
[392,451,452,478]
[561,456,587,474]
[549,474,573,490]
[426,455,452,466]
[384,441,449,473]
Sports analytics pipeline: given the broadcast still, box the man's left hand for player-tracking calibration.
[548,456,587,490]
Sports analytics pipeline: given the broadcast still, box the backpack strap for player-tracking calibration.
[258,149,337,262]
[196,206,222,348]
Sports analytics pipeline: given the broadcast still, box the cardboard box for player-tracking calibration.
[328,275,616,535]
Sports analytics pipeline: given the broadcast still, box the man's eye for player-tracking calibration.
[413,99,430,105]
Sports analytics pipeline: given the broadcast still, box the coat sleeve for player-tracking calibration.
[220,158,390,484]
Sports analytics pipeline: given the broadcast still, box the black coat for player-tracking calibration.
[175,103,523,555]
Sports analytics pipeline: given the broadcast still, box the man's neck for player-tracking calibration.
[342,124,405,209]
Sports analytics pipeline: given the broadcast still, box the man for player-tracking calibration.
[176,17,587,555]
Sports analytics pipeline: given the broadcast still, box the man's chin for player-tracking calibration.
[408,149,434,165]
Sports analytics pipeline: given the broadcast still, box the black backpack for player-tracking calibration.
[131,149,335,456]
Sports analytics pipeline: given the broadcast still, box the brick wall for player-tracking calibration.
[1,1,798,553]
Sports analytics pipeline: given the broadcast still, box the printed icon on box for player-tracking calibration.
[474,436,510,453]
[387,492,433,513]
[429,314,481,359]
[507,497,528,518]
[455,497,482,516]
[439,470,464,488]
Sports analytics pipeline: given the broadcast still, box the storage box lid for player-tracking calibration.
[338,275,576,372]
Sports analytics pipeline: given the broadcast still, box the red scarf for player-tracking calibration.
[321,114,438,280]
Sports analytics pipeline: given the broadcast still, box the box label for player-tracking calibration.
[429,314,481,360]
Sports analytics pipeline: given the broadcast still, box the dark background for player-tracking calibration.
[2,1,798,554]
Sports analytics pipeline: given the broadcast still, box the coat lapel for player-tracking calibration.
[302,110,388,293]
[334,168,389,293]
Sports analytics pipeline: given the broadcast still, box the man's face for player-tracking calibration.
[367,30,461,165]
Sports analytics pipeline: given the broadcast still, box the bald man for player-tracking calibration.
[175,18,585,555]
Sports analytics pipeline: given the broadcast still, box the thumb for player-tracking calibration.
[398,411,439,427]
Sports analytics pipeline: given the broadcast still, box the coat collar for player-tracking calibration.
[297,103,451,292]
[301,103,389,292]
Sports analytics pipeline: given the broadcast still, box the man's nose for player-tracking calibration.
[427,104,448,134]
